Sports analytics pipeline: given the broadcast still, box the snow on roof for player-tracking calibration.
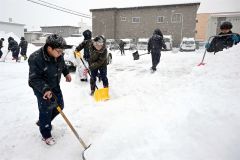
[90,1,200,11]
[0,21,25,26]
[210,12,240,17]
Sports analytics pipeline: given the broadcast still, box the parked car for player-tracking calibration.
[121,38,136,50]
[163,35,173,51]
[180,37,196,52]
[137,38,148,50]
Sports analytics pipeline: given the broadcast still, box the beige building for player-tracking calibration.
[90,3,200,47]
[196,12,240,41]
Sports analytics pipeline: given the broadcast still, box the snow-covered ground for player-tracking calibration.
[0,38,240,160]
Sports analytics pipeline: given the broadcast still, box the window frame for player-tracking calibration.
[171,13,182,23]
[121,16,127,21]
[132,17,141,23]
[157,16,165,23]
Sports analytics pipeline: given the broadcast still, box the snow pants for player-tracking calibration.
[0,49,2,58]
[34,89,64,139]
[120,48,125,55]
[11,48,20,59]
[90,66,108,91]
[151,49,161,70]
[20,48,27,56]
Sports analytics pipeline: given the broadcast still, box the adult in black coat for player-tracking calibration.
[0,38,4,58]
[28,34,72,145]
[148,28,166,72]
[206,21,240,54]
[8,37,20,61]
[19,37,28,60]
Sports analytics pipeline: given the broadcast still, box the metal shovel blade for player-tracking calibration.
[82,144,91,160]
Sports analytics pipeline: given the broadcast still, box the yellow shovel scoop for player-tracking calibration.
[75,51,110,101]
[93,87,110,101]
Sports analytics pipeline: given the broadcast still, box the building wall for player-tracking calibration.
[92,9,117,39]
[0,22,24,38]
[196,13,210,41]
[91,3,199,47]
[41,26,80,37]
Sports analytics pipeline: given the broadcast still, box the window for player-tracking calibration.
[157,16,164,23]
[132,17,140,23]
[171,13,182,23]
[121,17,126,21]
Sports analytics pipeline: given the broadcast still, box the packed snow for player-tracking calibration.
[0,35,240,160]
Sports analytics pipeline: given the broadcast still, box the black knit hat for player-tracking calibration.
[8,37,13,42]
[93,35,105,44]
[83,30,92,40]
[220,21,233,30]
[46,34,67,49]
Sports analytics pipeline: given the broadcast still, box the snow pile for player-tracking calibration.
[0,31,40,60]
[86,44,240,160]
[0,36,240,160]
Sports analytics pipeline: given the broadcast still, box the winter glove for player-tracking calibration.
[232,34,239,43]
[205,43,210,49]
[74,51,81,58]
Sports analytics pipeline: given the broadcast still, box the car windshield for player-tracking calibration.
[164,38,170,42]
[138,42,147,45]
[183,41,194,45]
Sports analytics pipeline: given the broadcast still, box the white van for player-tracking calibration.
[137,38,148,50]
[121,39,136,50]
[163,35,173,51]
[180,37,196,52]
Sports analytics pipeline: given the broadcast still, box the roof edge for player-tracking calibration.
[90,2,201,11]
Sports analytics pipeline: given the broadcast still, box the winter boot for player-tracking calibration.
[42,137,56,145]
[150,67,156,73]
[24,55,28,60]
[90,90,95,96]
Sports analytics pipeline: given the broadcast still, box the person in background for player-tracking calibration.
[147,28,166,73]
[205,21,240,54]
[0,38,4,59]
[74,29,92,81]
[19,37,28,60]
[8,37,20,61]
[28,34,72,145]
[119,40,126,55]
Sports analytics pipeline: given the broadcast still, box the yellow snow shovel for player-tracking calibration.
[75,51,110,101]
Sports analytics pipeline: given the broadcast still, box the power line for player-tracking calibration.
[26,0,92,19]
[36,0,91,17]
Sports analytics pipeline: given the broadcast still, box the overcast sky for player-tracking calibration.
[0,0,239,30]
